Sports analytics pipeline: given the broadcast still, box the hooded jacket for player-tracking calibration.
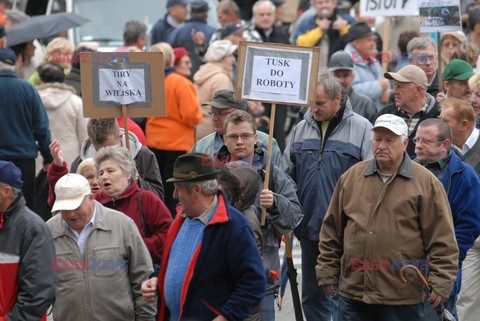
[193,62,234,140]
[37,82,87,168]
[281,97,373,241]
[217,142,304,294]
[0,196,56,320]
[70,129,164,199]
[47,162,172,264]
[157,192,266,321]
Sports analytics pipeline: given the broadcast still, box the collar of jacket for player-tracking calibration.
[364,152,413,178]
[0,71,18,78]
[50,201,111,239]
[304,94,353,132]
[96,181,140,204]
[3,195,24,221]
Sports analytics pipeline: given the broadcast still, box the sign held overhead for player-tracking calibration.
[360,0,418,17]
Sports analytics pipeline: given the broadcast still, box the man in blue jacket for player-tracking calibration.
[414,118,480,320]
[141,153,266,321]
[281,71,373,320]
[150,0,188,45]
[0,48,52,210]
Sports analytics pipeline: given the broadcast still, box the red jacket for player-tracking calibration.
[47,162,172,263]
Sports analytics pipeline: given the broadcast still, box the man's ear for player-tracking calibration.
[443,81,450,91]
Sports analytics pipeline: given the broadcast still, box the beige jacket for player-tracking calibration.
[37,83,87,169]
[193,62,233,141]
[316,154,459,304]
[47,201,156,321]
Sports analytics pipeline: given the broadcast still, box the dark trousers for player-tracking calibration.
[339,296,424,321]
[150,149,185,215]
[9,159,35,210]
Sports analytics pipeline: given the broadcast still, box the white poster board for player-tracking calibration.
[235,42,320,106]
[419,0,462,32]
[98,68,147,105]
[360,0,418,17]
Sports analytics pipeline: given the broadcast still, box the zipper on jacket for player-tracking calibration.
[83,228,96,321]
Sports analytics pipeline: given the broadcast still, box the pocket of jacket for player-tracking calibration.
[91,246,126,278]
[53,251,80,284]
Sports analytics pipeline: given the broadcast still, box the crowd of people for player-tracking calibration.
[2,0,480,320]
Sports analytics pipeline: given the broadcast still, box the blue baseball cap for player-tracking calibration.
[0,161,23,189]
[0,48,16,66]
[167,0,188,8]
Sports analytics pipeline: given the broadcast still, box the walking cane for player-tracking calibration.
[399,265,456,321]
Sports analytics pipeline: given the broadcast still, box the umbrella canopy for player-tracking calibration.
[6,13,89,47]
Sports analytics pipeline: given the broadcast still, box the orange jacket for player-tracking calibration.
[146,72,202,152]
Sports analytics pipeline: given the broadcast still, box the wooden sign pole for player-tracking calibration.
[437,31,443,93]
[261,103,276,226]
[121,104,131,152]
[382,17,390,74]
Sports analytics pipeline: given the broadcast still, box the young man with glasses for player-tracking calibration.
[217,109,303,321]
[414,118,480,320]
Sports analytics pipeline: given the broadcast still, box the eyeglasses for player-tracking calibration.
[412,138,441,145]
[208,111,231,118]
[225,133,255,142]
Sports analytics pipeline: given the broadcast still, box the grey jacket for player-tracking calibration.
[70,129,164,199]
[1,196,56,321]
[348,88,376,124]
[47,201,156,321]
[217,143,304,293]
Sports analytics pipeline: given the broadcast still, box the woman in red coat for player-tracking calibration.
[48,139,171,264]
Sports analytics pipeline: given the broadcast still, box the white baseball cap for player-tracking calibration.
[372,114,408,137]
[204,40,237,62]
[52,174,92,212]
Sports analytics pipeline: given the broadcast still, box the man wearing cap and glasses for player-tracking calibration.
[376,64,441,157]
[413,118,480,320]
[46,173,156,320]
[0,160,56,320]
[0,47,53,211]
[317,114,459,320]
[191,89,282,163]
[141,153,266,321]
[328,50,377,123]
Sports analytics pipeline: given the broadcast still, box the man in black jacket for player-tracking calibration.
[376,65,440,156]
[0,161,56,320]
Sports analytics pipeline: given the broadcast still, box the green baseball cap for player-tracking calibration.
[443,59,475,81]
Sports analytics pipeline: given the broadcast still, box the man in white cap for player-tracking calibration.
[376,64,441,156]
[317,114,459,320]
[46,173,156,320]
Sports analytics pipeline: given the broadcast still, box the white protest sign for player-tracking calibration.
[250,56,302,96]
[98,68,147,105]
[360,0,418,17]
[419,0,461,32]
[237,43,319,106]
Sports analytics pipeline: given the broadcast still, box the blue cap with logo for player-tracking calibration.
[0,161,23,189]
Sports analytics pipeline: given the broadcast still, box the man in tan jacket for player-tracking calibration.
[316,114,459,320]
[47,173,156,321]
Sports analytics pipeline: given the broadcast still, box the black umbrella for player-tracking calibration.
[6,13,89,47]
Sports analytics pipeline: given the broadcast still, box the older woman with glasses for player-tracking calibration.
[48,140,172,264]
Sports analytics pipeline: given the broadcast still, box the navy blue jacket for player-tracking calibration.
[150,15,175,45]
[157,192,266,321]
[0,71,52,163]
[440,151,480,295]
[167,18,216,47]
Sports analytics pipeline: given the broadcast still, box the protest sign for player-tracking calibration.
[360,0,418,17]
[80,52,166,118]
[419,0,462,33]
[235,42,320,225]
[235,41,320,106]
